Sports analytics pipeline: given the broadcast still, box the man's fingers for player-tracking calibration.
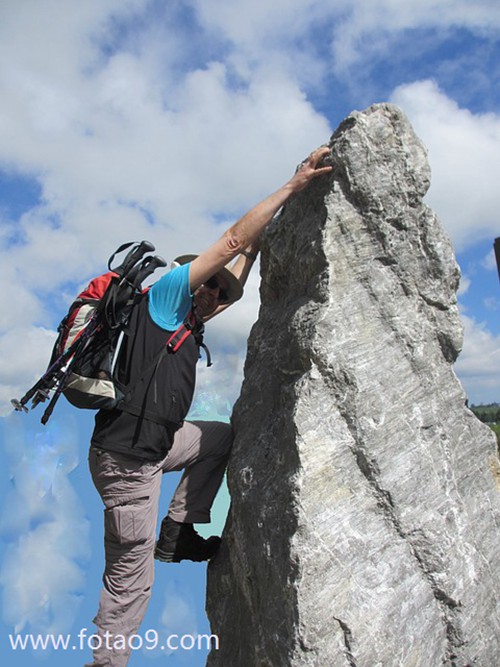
[311,148,333,176]
[314,165,333,175]
[307,146,332,170]
[310,146,330,160]
[299,147,332,171]
[294,146,333,187]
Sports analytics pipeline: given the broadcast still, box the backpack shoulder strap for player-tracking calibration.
[165,309,212,366]
[166,310,197,353]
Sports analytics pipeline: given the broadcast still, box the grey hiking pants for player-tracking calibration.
[85,420,232,667]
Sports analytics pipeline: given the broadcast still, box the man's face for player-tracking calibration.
[193,274,230,317]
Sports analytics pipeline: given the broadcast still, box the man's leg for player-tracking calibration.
[165,420,233,523]
[87,447,162,667]
[155,421,232,562]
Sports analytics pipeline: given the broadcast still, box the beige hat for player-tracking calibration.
[173,254,244,304]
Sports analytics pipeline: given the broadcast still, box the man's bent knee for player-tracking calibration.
[214,421,233,458]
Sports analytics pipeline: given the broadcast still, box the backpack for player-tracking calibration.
[11,241,205,425]
[52,269,138,412]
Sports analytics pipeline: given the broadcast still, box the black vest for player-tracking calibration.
[91,294,200,461]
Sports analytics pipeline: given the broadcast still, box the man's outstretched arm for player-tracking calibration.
[202,240,260,321]
[189,146,332,293]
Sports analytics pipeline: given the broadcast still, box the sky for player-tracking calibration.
[0,1,499,665]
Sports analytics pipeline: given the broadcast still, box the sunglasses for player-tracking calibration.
[205,276,229,303]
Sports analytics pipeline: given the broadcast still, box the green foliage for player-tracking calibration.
[471,403,500,423]
[470,403,500,448]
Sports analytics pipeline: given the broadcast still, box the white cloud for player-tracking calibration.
[0,412,90,634]
[483,296,500,313]
[0,326,56,417]
[192,0,316,42]
[457,274,471,296]
[0,1,331,413]
[482,247,499,273]
[1,1,498,409]
[391,79,500,251]
[160,584,198,636]
[141,581,199,659]
[325,0,500,72]
[454,313,500,403]
[388,80,500,401]
[188,0,500,83]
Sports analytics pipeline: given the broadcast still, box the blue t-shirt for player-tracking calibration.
[148,262,192,330]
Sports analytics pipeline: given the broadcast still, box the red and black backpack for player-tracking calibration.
[12,241,208,425]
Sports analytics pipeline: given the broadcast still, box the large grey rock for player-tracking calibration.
[206,104,500,667]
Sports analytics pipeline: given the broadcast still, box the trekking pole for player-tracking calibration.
[11,342,78,412]
[10,312,102,413]
[109,240,155,279]
[125,254,167,289]
[104,255,168,329]
[37,321,100,423]
[40,353,81,425]
[494,237,500,285]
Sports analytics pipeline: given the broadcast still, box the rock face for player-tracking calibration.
[206,104,500,667]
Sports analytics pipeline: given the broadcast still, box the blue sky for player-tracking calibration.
[0,1,499,665]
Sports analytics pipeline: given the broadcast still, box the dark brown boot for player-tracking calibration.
[154,516,221,563]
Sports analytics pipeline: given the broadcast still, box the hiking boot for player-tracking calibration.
[154,516,221,563]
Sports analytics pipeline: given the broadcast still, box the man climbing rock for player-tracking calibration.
[86,146,333,666]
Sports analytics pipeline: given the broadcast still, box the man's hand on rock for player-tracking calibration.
[289,146,333,192]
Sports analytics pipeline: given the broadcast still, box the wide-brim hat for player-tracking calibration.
[173,254,244,304]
